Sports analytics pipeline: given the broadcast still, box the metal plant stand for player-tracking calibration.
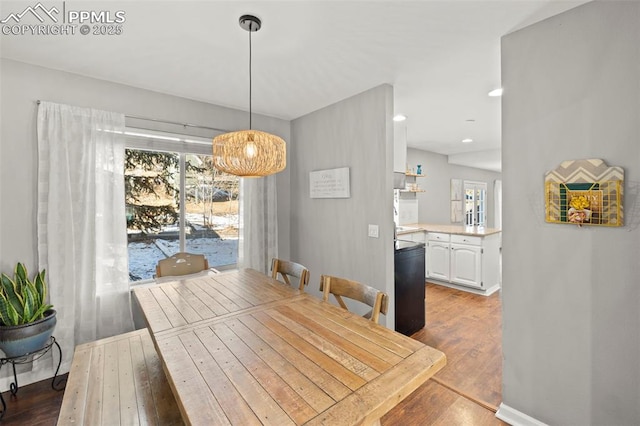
[0,336,65,420]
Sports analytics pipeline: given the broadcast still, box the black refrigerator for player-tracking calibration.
[394,240,426,336]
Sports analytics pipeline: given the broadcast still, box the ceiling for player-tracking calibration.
[0,1,588,171]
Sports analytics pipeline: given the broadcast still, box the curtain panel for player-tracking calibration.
[238,175,278,275]
[37,102,133,372]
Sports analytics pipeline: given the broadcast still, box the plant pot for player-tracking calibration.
[0,309,57,358]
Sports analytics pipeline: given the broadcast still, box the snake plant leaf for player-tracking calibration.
[27,303,53,323]
[1,273,24,318]
[15,262,28,287]
[34,269,47,306]
[23,281,38,324]
[4,298,19,325]
[0,292,12,325]
[1,273,13,295]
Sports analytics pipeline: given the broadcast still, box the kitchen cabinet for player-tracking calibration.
[450,243,482,288]
[426,233,450,282]
[426,231,501,295]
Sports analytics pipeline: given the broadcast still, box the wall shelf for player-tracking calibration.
[402,172,425,193]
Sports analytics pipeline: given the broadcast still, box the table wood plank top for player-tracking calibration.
[134,269,301,334]
[134,269,446,426]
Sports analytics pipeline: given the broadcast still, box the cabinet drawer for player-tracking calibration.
[451,234,482,246]
[427,232,450,242]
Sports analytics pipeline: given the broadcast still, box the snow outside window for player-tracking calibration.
[124,129,239,282]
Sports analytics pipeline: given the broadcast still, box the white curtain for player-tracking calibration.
[238,175,278,274]
[37,102,133,371]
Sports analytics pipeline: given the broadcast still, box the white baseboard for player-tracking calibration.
[483,283,501,296]
[496,403,548,426]
[427,279,500,297]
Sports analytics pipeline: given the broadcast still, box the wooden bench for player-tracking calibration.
[58,329,183,425]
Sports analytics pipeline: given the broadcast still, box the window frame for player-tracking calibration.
[124,128,239,284]
[463,180,488,227]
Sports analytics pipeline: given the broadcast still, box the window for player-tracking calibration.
[124,129,239,282]
[464,180,487,227]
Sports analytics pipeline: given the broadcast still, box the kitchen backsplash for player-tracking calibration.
[398,198,418,225]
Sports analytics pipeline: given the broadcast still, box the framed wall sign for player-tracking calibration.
[310,167,350,199]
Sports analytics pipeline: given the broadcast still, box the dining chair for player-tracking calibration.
[271,258,310,291]
[156,252,209,278]
[319,274,389,324]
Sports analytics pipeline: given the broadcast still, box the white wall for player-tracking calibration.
[501,2,640,424]
[406,148,502,228]
[0,58,291,389]
[290,85,395,329]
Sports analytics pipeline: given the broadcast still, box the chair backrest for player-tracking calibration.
[156,252,209,278]
[319,275,389,324]
[271,258,310,291]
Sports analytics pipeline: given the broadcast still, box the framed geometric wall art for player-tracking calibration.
[545,159,623,227]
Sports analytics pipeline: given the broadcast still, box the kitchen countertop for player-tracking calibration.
[397,223,502,237]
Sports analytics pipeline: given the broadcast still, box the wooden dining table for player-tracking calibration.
[133,268,446,425]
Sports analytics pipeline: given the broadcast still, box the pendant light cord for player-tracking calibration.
[249,22,253,130]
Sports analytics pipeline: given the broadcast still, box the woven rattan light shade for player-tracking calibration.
[213,130,286,177]
[212,15,286,178]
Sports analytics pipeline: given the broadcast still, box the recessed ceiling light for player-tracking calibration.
[462,138,473,143]
[488,88,503,97]
[393,114,407,122]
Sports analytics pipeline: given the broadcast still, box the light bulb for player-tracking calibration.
[245,142,257,158]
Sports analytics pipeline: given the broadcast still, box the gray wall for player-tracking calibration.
[502,2,640,424]
[407,148,502,228]
[0,58,291,273]
[290,85,396,329]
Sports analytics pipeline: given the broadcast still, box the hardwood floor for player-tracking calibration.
[0,283,503,425]
[0,374,66,426]
[382,283,504,425]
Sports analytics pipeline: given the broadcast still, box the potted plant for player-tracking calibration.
[0,263,56,358]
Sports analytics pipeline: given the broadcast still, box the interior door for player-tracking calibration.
[464,181,487,227]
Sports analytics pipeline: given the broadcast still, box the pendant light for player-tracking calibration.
[213,14,286,177]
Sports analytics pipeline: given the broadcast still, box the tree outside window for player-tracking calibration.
[125,148,239,281]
